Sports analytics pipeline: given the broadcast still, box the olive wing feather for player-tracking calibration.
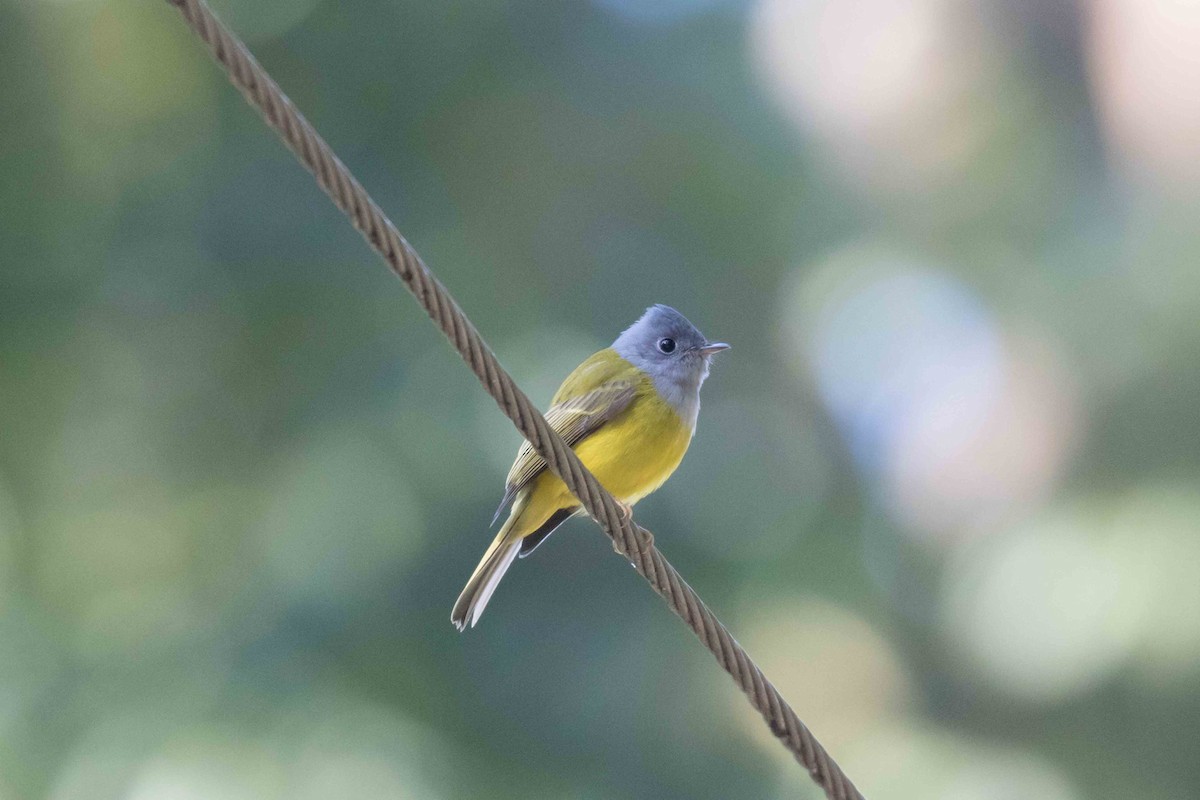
[491,368,637,524]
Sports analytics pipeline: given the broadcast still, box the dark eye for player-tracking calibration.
[657,337,676,354]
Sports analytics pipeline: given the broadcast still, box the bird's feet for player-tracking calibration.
[616,501,633,522]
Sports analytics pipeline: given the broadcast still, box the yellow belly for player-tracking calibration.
[519,383,693,529]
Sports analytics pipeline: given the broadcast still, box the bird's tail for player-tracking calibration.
[451,512,523,631]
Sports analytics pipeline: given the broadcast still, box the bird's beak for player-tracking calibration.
[699,342,731,356]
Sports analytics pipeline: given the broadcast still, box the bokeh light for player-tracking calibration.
[780,245,1078,539]
[1108,486,1200,683]
[1088,0,1200,188]
[942,508,1139,701]
[942,485,1200,701]
[34,0,218,194]
[750,0,996,192]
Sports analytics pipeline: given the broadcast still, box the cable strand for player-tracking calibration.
[162,2,864,797]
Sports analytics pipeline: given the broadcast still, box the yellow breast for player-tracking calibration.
[529,374,694,512]
[576,376,694,504]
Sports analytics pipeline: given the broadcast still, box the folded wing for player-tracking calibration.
[492,354,637,523]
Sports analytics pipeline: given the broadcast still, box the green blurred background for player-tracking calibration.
[3,0,1200,797]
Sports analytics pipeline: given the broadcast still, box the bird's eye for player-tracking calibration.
[657,337,676,354]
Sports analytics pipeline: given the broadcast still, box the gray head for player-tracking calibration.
[612,304,729,427]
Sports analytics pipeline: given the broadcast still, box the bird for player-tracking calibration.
[451,304,729,630]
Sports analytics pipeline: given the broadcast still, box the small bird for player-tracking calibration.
[452,305,729,630]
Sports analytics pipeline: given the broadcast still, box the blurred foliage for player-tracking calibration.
[2,0,1199,798]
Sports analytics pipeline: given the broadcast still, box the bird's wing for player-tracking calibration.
[492,350,637,523]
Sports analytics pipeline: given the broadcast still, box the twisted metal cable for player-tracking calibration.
[163,1,864,797]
